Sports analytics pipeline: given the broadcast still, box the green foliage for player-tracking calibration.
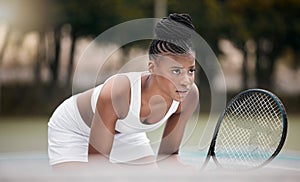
[1,0,300,115]
[1,0,300,86]
[49,0,153,38]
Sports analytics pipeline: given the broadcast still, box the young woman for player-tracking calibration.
[48,13,199,168]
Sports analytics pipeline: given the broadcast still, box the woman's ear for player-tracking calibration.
[148,61,155,73]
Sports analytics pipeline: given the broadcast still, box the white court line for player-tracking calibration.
[267,165,300,172]
[0,150,299,172]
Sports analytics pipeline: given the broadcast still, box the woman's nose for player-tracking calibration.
[180,73,193,86]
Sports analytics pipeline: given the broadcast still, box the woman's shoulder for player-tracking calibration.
[100,73,131,99]
[95,74,132,118]
[101,71,145,95]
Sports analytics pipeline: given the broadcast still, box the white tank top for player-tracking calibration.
[91,72,179,134]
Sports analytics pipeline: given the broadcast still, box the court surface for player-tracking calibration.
[0,116,299,181]
[0,150,299,182]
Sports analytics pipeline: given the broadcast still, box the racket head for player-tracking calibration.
[209,88,288,170]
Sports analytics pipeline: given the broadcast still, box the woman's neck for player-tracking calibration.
[142,73,173,104]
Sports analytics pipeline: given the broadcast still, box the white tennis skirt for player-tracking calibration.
[48,95,155,166]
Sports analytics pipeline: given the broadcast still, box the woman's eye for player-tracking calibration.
[172,69,181,75]
[189,69,196,74]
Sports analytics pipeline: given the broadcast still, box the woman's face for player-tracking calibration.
[149,53,196,101]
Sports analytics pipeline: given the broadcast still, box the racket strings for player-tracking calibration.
[215,92,283,168]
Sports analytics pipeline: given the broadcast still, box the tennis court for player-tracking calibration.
[0,115,299,181]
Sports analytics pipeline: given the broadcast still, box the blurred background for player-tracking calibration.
[0,0,300,154]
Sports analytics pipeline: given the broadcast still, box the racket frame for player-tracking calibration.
[202,88,288,170]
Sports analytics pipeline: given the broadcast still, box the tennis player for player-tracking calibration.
[48,13,199,169]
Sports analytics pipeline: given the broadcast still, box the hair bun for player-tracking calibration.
[148,13,195,60]
[155,13,195,41]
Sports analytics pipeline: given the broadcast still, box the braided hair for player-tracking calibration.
[149,13,195,60]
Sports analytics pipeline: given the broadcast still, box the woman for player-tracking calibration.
[48,13,199,168]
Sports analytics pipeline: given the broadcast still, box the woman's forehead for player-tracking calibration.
[156,53,195,66]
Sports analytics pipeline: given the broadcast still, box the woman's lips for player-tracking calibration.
[176,90,189,98]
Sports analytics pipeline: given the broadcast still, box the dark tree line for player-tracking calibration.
[0,0,299,90]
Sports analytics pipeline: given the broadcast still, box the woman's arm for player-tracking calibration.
[157,84,199,164]
[88,75,130,162]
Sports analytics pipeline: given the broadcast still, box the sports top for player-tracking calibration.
[90,72,180,134]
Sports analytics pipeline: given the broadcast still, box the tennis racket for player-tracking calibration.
[201,88,288,170]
